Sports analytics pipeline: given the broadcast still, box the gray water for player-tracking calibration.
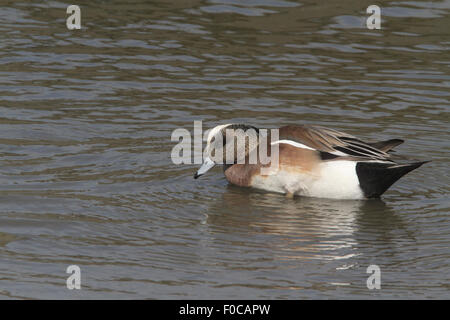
[0,0,449,299]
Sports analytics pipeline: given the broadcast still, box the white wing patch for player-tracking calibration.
[271,139,347,156]
[271,139,316,151]
[251,160,364,199]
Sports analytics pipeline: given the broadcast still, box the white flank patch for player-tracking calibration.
[251,160,364,200]
[308,161,363,199]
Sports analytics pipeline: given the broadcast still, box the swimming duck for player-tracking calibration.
[194,123,428,199]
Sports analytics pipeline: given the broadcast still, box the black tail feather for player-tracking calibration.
[356,161,430,198]
[369,139,404,153]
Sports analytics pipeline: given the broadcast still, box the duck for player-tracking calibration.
[193,123,429,200]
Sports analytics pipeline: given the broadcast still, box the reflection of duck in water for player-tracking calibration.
[194,124,429,199]
[206,189,408,262]
[209,187,366,237]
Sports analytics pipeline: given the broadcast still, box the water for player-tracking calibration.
[0,0,449,299]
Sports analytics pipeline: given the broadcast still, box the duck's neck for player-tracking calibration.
[223,163,233,171]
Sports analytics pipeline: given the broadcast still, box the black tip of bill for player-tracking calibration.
[194,172,200,179]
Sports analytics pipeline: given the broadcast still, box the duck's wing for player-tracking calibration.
[276,125,395,162]
[368,139,404,153]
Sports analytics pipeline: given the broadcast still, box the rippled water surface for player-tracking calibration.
[0,0,449,299]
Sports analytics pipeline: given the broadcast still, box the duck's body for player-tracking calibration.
[227,159,364,199]
[195,124,428,200]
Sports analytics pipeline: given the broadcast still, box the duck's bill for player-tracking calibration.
[194,157,215,179]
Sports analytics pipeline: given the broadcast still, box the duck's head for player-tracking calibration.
[194,123,259,179]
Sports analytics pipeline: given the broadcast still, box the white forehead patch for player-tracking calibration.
[206,124,232,144]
